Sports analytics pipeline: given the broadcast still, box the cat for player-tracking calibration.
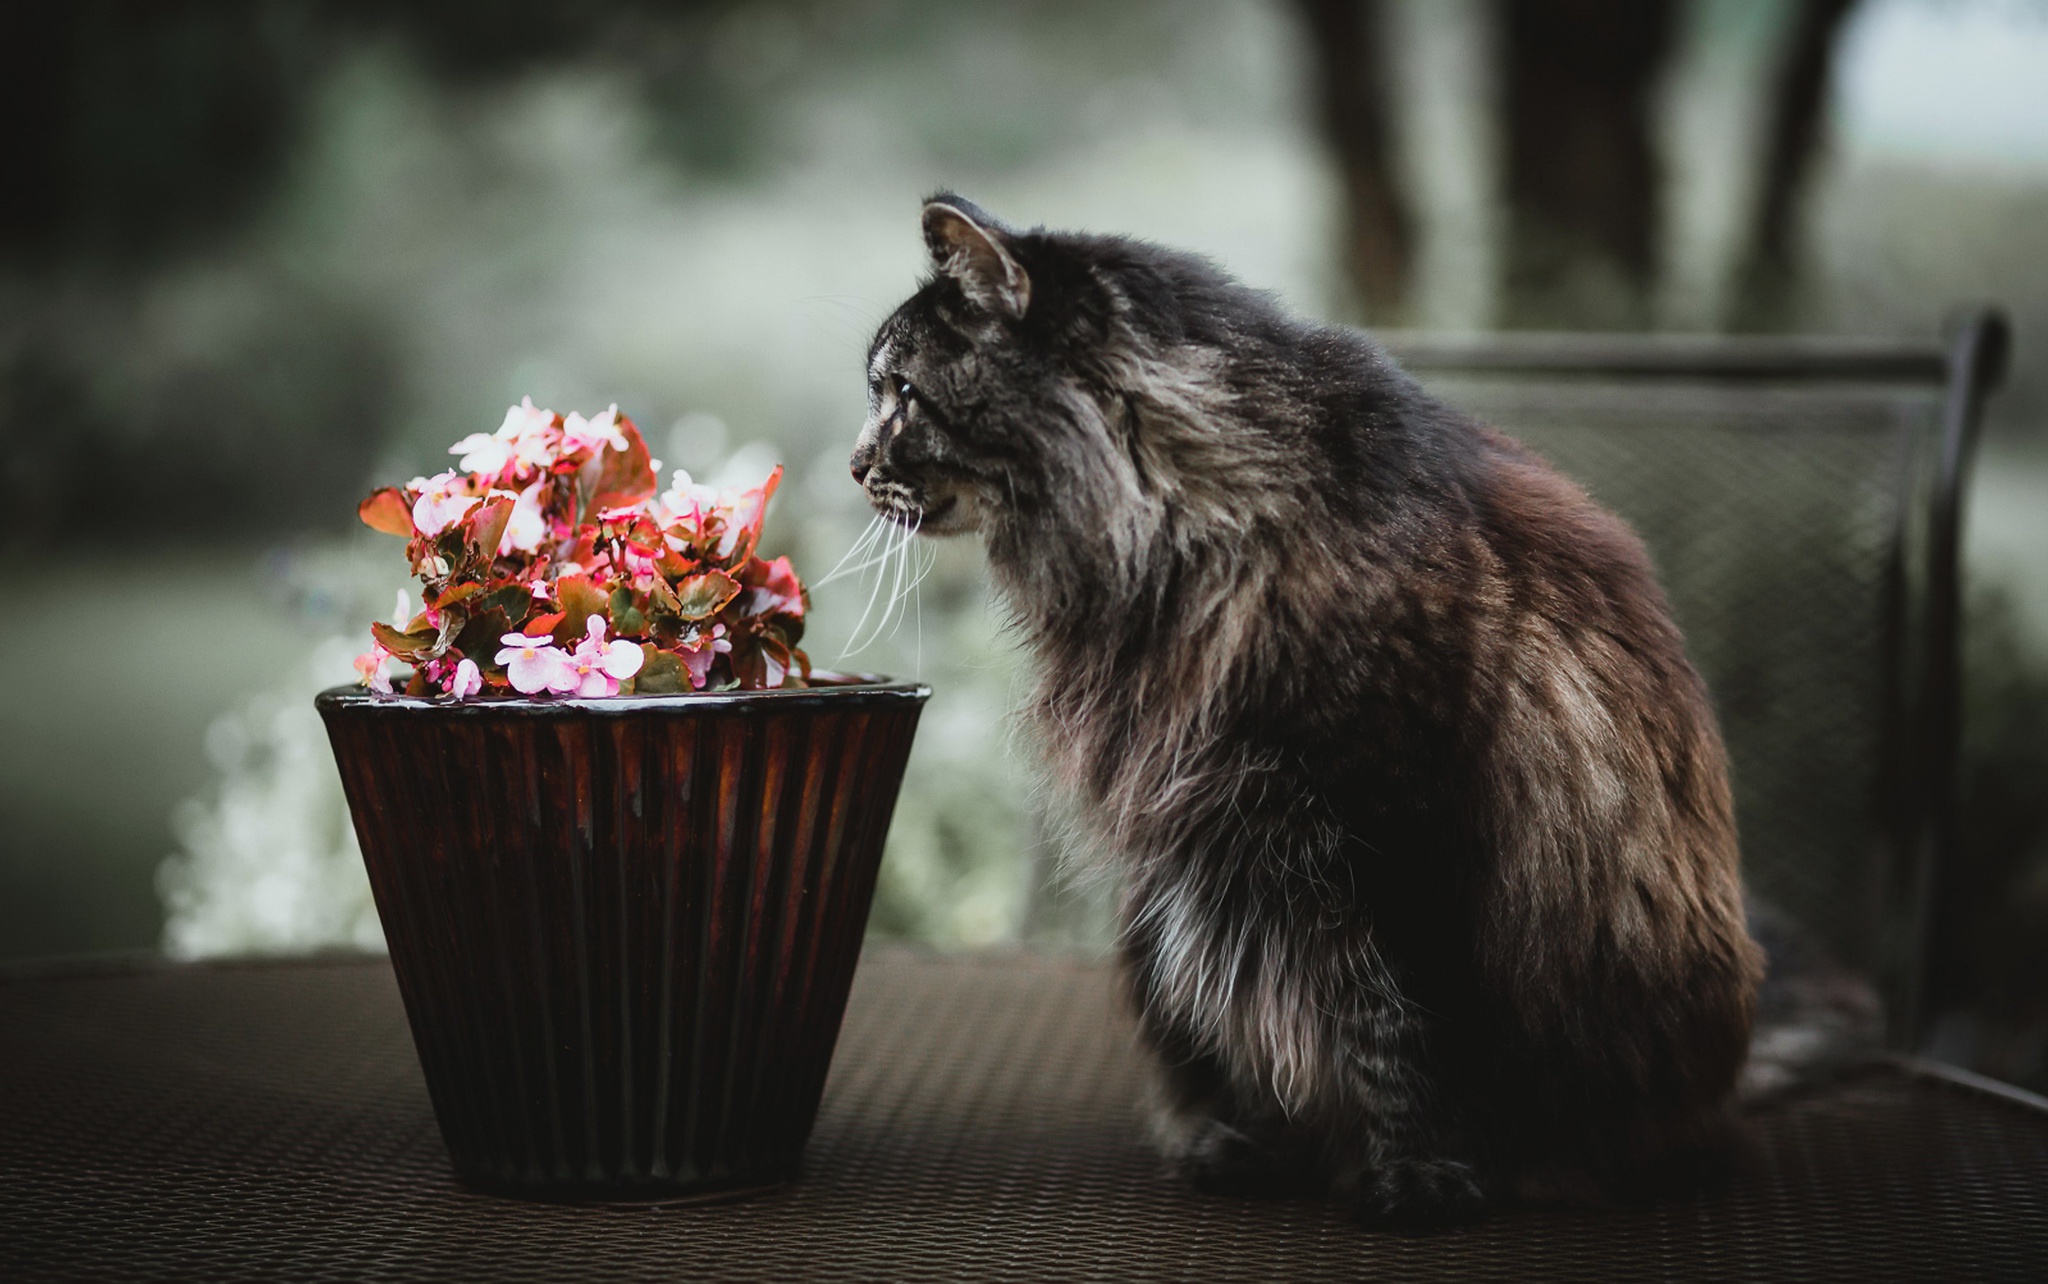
[850,194,1768,1226]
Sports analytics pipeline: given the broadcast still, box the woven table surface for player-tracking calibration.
[3,950,2046,1282]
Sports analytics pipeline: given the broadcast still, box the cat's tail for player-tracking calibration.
[1738,897,1886,1102]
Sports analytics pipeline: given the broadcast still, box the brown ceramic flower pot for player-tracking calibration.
[316,677,927,1204]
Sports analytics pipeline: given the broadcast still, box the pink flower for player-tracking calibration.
[495,632,572,695]
[562,616,644,697]
[676,623,732,690]
[409,470,480,537]
[622,545,660,587]
[354,644,400,694]
[421,655,484,699]
[561,405,627,457]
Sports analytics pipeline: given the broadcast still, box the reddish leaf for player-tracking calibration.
[719,464,782,566]
[358,487,414,538]
[656,545,700,582]
[738,554,806,621]
[672,570,740,621]
[579,416,657,524]
[523,611,564,639]
[372,621,441,661]
[427,581,480,612]
[463,496,514,563]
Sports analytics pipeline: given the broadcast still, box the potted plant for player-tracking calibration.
[318,399,926,1203]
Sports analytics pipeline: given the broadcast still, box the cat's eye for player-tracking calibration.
[896,378,916,404]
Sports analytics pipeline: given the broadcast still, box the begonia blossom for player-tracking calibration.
[502,398,561,473]
[354,644,400,695]
[410,470,479,537]
[449,431,512,476]
[561,617,645,697]
[561,405,628,457]
[496,632,572,695]
[657,468,721,529]
[447,658,483,700]
[358,400,810,698]
[676,623,733,690]
[497,480,549,556]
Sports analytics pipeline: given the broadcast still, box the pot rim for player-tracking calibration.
[316,673,928,717]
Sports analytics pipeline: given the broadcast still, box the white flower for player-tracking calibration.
[449,432,512,475]
[561,404,628,457]
[501,396,561,472]
[496,480,549,556]
[450,396,560,477]
[660,467,722,517]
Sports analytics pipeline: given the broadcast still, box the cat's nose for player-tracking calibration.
[850,459,871,484]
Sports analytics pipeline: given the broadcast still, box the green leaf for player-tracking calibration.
[453,606,511,663]
[672,570,740,621]
[634,645,686,694]
[609,586,648,637]
[478,584,532,621]
[556,573,610,642]
[646,573,682,616]
[357,487,414,538]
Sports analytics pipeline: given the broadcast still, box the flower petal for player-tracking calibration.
[601,640,644,679]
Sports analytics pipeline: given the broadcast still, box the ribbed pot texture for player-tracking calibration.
[317,679,928,1203]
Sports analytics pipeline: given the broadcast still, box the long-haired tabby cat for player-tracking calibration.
[850,195,1767,1226]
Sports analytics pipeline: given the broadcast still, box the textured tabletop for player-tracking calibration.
[3,949,2046,1282]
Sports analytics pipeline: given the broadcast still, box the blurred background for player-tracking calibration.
[2,1,2043,1086]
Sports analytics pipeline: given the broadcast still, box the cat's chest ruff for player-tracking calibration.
[1129,858,1366,1113]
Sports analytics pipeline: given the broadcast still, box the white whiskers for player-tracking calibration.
[835,508,928,663]
[813,514,889,588]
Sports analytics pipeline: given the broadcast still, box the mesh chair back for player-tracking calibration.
[1387,316,2008,1041]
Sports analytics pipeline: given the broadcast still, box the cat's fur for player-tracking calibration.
[851,196,1767,1226]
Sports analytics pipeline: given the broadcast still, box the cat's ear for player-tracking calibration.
[922,197,1030,321]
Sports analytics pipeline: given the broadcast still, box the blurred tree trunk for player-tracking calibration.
[1730,0,1861,331]
[1496,0,1677,329]
[1293,0,1412,324]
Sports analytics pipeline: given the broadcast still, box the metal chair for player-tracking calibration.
[1385,312,2010,1046]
